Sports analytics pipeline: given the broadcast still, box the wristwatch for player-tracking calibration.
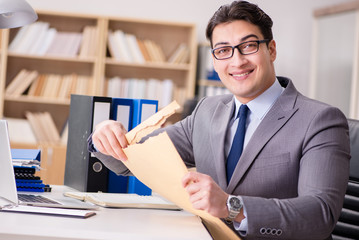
[226,195,243,222]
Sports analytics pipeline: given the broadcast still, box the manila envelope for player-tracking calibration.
[121,101,241,240]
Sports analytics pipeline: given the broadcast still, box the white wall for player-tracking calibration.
[27,0,353,95]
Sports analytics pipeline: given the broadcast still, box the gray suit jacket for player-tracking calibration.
[90,77,350,240]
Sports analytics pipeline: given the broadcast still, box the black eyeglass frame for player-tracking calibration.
[212,39,270,60]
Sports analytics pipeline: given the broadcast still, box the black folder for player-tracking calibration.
[64,94,112,192]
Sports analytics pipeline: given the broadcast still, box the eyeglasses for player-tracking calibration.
[212,39,269,60]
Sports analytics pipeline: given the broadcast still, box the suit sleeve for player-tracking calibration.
[241,107,350,239]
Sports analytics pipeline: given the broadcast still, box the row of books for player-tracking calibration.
[25,112,62,144]
[106,77,176,108]
[198,85,230,98]
[5,68,187,107]
[107,29,190,64]
[8,21,98,58]
[6,112,67,145]
[5,69,94,99]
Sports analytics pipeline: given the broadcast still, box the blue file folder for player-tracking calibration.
[108,98,158,195]
[11,149,41,162]
[11,149,44,191]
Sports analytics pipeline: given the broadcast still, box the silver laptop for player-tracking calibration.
[0,120,97,210]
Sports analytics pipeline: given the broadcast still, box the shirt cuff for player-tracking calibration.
[87,133,98,152]
[233,197,248,235]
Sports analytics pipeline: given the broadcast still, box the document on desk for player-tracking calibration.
[1,205,96,218]
[64,192,181,210]
[121,101,241,240]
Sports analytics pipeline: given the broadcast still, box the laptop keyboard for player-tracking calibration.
[18,194,60,204]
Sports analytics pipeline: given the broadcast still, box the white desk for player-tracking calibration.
[0,186,212,240]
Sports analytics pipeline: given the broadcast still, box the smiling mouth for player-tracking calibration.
[231,70,253,77]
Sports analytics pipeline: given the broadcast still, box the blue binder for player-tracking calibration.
[108,98,158,195]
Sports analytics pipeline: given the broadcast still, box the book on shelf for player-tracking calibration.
[10,22,46,54]
[75,75,90,95]
[45,31,82,57]
[143,39,166,63]
[41,74,62,98]
[5,118,37,144]
[64,192,180,210]
[107,30,121,60]
[137,39,151,62]
[57,74,74,99]
[160,79,174,108]
[107,29,168,64]
[25,111,60,144]
[79,25,98,58]
[36,28,57,56]
[111,30,133,62]
[15,71,93,100]
[5,69,39,97]
[6,116,68,145]
[106,77,174,108]
[8,20,99,58]
[8,24,31,53]
[168,43,190,64]
[42,112,61,142]
[27,74,43,97]
[125,33,145,63]
[27,22,51,55]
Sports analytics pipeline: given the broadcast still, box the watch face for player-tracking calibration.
[229,197,241,210]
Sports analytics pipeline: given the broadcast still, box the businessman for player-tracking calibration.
[89,1,350,239]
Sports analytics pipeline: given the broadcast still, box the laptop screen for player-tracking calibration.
[0,120,19,206]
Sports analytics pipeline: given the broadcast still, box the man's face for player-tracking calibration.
[212,20,277,104]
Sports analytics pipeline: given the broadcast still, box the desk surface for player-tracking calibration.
[0,186,212,240]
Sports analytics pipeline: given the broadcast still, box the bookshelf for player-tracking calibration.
[1,11,104,134]
[0,11,197,140]
[103,17,197,109]
[0,10,198,183]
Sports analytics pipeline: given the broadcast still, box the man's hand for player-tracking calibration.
[92,120,128,161]
[182,172,229,218]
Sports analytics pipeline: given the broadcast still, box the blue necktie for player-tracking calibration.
[226,104,249,183]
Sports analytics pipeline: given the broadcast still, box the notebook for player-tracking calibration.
[0,120,97,217]
[64,191,181,210]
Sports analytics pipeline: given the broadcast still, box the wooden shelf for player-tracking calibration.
[4,95,70,105]
[8,52,97,63]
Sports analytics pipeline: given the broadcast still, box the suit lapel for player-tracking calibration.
[226,77,299,193]
[227,105,298,192]
[210,98,234,190]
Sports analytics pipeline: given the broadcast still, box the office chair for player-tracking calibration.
[332,118,359,240]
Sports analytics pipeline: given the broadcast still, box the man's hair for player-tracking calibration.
[206,1,273,47]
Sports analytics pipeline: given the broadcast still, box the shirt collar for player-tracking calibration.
[233,78,284,120]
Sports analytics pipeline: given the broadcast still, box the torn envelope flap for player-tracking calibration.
[125,101,180,145]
